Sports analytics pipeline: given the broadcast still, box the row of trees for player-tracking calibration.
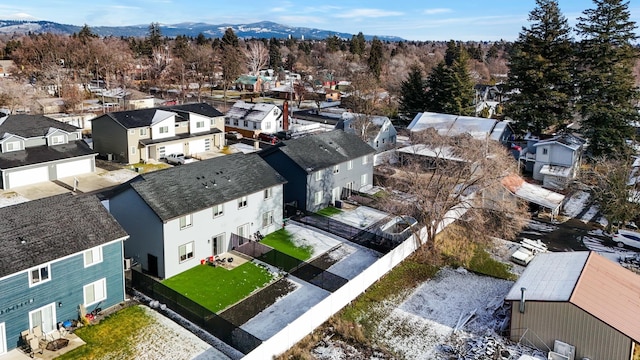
[507,0,639,157]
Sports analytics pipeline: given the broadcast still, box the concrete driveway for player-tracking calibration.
[0,167,139,206]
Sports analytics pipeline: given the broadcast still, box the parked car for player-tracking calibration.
[275,130,292,140]
[165,153,193,165]
[510,238,548,266]
[225,131,243,140]
[258,132,279,143]
[612,229,640,249]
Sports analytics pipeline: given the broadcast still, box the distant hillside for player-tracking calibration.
[0,19,404,41]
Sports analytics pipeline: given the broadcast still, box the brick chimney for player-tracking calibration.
[283,101,289,131]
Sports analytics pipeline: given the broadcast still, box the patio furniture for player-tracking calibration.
[28,337,44,357]
[46,338,69,351]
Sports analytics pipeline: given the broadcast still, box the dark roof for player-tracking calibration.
[0,114,80,138]
[160,102,224,118]
[101,103,223,129]
[0,140,96,169]
[273,130,375,173]
[130,153,286,221]
[0,193,128,278]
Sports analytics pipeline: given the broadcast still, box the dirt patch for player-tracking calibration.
[95,158,126,171]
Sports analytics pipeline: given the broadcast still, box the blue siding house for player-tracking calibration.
[0,193,128,354]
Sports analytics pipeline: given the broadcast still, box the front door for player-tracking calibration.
[147,254,158,277]
[332,187,341,204]
[0,322,6,355]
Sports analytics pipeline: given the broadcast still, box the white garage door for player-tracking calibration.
[160,143,184,158]
[7,166,49,188]
[189,139,206,155]
[56,158,92,178]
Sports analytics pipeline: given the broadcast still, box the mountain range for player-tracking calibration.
[0,19,404,41]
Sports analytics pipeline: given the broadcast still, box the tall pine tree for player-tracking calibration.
[505,0,574,134]
[399,64,427,118]
[424,49,475,116]
[576,0,639,157]
[367,37,384,79]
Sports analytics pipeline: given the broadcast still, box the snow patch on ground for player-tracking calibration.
[523,219,557,233]
[286,223,343,257]
[0,192,29,208]
[326,243,382,280]
[99,168,139,183]
[580,204,600,223]
[329,206,389,228]
[562,191,590,218]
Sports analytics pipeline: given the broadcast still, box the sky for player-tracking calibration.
[0,0,638,41]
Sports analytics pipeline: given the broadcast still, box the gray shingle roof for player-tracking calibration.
[0,114,80,138]
[0,193,128,278]
[160,103,223,118]
[139,129,221,146]
[130,153,286,221]
[100,102,222,129]
[276,130,375,172]
[0,141,96,169]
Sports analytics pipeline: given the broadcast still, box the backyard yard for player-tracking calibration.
[162,262,276,313]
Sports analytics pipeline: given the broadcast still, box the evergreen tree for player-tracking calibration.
[367,37,384,79]
[450,49,475,116]
[505,0,575,134]
[424,62,457,114]
[221,28,239,47]
[444,40,461,66]
[575,0,639,157]
[399,64,427,118]
[349,32,366,55]
[196,33,207,46]
[326,35,341,52]
[147,22,163,49]
[268,38,281,70]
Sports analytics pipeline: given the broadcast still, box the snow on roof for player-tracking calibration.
[489,121,507,141]
[407,112,500,140]
[505,252,589,301]
[501,174,565,210]
[533,133,584,151]
[539,164,572,178]
[397,144,467,163]
[341,112,389,126]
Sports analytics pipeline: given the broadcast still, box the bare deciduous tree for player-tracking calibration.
[377,129,528,256]
[245,41,268,76]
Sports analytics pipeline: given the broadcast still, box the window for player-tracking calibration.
[262,211,274,227]
[233,119,239,126]
[243,120,248,128]
[179,214,192,229]
[376,140,379,148]
[264,187,272,199]
[314,191,323,205]
[83,278,106,306]
[4,141,19,152]
[362,155,368,165]
[237,223,249,241]
[159,126,169,134]
[333,165,340,174]
[238,196,248,208]
[130,146,136,155]
[140,128,147,136]
[225,119,230,125]
[84,247,103,267]
[178,242,194,262]
[253,122,258,130]
[264,121,272,130]
[542,148,548,155]
[315,170,323,181]
[175,123,180,128]
[212,204,223,217]
[29,265,50,286]
[51,135,64,145]
[129,129,135,135]
[347,160,353,170]
[361,174,368,187]
[196,121,205,128]
[210,119,215,126]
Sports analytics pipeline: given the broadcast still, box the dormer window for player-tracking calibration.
[4,141,20,152]
[51,135,64,145]
[159,126,169,134]
[196,121,205,129]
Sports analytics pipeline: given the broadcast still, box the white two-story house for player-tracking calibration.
[224,101,283,138]
[0,114,96,189]
[530,133,585,190]
[108,152,286,279]
[336,113,397,153]
[91,103,225,164]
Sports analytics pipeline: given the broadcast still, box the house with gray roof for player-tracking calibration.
[224,101,283,139]
[518,133,585,190]
[407,111,513,144]
[0,114,96,189]
[336,112,397,153]
[91,102,224,164]
[108,152,286,279]
[0,193,129,354]
[260,130,375,213]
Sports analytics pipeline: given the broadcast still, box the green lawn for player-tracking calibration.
[57,305,152,360]
[316,206,343,217]
[261,229,313,260]
[162,262,273,313]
